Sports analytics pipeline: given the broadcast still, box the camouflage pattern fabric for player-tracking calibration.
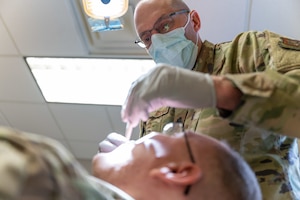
[0,126,132,200]
[140,30,300,200]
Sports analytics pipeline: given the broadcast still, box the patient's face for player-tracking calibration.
[92,131,223,196]
[92,132,194,191]
[92,131,260,200]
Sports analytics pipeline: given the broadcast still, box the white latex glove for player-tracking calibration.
[121,64,216,127]
[98,132,129,153]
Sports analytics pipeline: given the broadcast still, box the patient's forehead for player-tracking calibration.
[185,131,231,153]
[134,130,228,156]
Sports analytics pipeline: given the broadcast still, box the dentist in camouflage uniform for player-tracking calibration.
[120,0,300,199]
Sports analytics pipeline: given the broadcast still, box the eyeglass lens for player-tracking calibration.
[139,17,174,47]
[135,10,189,48]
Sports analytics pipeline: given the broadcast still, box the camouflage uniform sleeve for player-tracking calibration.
[0,126,108,200]
[223,31,300,138]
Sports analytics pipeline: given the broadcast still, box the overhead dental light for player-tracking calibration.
[82,0,129,32]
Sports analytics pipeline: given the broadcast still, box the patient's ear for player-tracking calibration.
[150,162,202,186]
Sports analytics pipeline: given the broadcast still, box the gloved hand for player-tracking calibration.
[121,64,216,127]
[98,132,129,153]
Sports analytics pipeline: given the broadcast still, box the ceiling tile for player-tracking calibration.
[106,105,139,140]
[0,0,85,56]
[0,110,10,127]
[49,103,113,142]
[0,102,65,139]
[0,17,18,56]
[0,57,45,102]
[68,140,98,160]
[105,105,125,133]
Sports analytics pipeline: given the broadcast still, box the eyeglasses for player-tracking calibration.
[134,9,190,48]
[162,122,195,196]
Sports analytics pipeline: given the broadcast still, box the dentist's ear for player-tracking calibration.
[190,10,201,31]
[150,162,202,186]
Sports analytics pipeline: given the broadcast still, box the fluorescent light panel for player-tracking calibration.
[26,57,155,105]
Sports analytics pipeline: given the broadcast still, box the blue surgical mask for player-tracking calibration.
[148,14,198,69]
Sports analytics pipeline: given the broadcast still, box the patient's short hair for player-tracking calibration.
[215,141,262,200]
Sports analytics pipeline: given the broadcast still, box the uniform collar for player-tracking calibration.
[193,40,215,74]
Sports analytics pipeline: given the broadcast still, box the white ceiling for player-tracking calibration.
[0,0,299,161]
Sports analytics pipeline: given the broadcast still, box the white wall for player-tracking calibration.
[249,0,300,39]
[185,0,300,43]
